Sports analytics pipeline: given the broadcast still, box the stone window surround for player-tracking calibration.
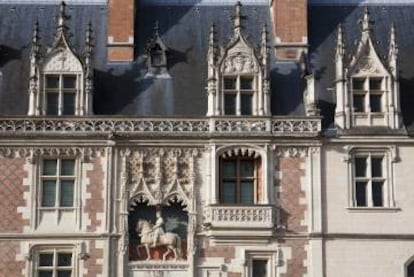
[243,250,278,277]
[345,146,398,210]
[31,155,84,229]
[222,74,257,116]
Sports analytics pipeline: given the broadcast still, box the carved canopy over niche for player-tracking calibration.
[121,148,201,208]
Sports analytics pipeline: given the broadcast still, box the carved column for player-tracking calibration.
[118,150,130,277]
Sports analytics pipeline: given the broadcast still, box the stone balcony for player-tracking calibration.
[203,205,276,244]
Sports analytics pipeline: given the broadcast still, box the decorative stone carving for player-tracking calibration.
[222,54,258,74]
[0,147,105,160]
[43,49,83,72]
[274,147,309,158]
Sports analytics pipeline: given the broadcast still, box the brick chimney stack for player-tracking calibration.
[107,0,135,62]
[271,0,308,60]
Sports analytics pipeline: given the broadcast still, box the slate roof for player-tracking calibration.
[0,2,306,117]
[308,4,414,134]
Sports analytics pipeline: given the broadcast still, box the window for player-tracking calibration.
[407,259,414,277]
[352,77,384,113]
[40,158,76,208]
[353,153,386,207]
[45,75,77,115]
[244,251,277,277]
[220,155,260,204]
[35,249,73,277]
[223,76,255,115]
[252,259,268,277]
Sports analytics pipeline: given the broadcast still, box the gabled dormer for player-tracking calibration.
[335,7,402,129]
[206,2,270,116]
[28,1,94,116]
[145,22,169,78]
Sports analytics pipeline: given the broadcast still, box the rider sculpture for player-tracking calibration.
[136,209,182,260]
[152,210,165,246]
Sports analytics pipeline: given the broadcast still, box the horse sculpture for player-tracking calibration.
[136,219,182,261]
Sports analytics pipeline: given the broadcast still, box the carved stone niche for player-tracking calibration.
[128,197,188,262]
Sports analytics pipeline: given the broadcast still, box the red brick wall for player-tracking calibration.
[272,0,308,59]
[0,158,29,233]
[83,240,103,277]
[279,239,308,277]
[0,241,24,277]
[107,0,135,61]
[85,157,105,232]
[276,157,307,233]
[199,238,235,263]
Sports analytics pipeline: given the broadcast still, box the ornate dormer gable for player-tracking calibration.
[28,1,94,116]
[206,1,270,116]
[334,7,402,129]
[145,21,169,78]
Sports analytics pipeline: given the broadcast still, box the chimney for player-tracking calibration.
[107,0,135,62]
[271,0,308,60]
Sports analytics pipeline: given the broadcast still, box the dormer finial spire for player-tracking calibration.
[233,1,244,35]
[360,6,374,33]
[336,24,345,60]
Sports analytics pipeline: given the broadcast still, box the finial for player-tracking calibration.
[85,21,93,56]
[336,24,345,58]
[57,1,67,28]
[154,20,160,37]
[233,1,244,35]
[32,20,40,45]
[261,24,268,58]
[389,22,398,57]
[209,24,216,46]
[360,6,374,32]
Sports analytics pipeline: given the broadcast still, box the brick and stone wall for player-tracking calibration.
[279,238,308,277]
[84,240,104,277]
[85,157,105,232]
[271,0,308,60]
[199,238,235,264]
[107,0,135,61]
[0,241,24,277]
[0,158,29,233]
[276,156,307,233]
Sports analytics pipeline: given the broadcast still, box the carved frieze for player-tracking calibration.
[43,49,83,72]
[274,147,309,158]
[222,54,258,74]
[124,148,202,206]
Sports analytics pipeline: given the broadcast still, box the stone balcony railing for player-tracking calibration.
[203,205,275,229]
[0,116,320,137]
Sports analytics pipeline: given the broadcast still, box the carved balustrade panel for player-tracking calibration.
[204,205,275,229]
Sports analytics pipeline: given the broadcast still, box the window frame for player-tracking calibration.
[351,76,385,114]
[43,74,79,116]
[347,148,398,210]
[39,158,77,210]
[219,155,260,204]
[244,250,277,277]
[222,75,256,116]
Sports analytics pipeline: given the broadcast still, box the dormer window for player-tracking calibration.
[27,2,94,116]
[145,22,168,77]
[45,74,77,115]
[206,2,270,117]
[334,8,402,129]
[223,76,255,115]
[352,77,384,113]
[150,44,164,67]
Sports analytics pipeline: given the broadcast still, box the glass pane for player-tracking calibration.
[63,76,76,88]
[224,94,236,115]
[46,93,59,115]
[240,77,253,90]
[43,160,57,175]
[352,78,365,90]
[224,78,236,90]
[39,253,54,266]
[57,271,72,277]
[356,182,367,207]
[354,157,367,177]
[240,94,252,115]
[222,160,236,178]
[252,259,268,277]
[353,94,365,112]
[63,93,75,115]
[60,181,74,207]
[222,182,236,203]
[371,157,383,177]
[369,78,382,90]
[46,76,59,88]
[407,260,414,277]
[42,181,56,207]
[370,94,382,112]
[39,271,53,277]
[58,253,72,266]
[240,160,254,177]
[61,160,75,175]
[151,52,163,66]
[372,181,383,207]
[240,181,254,204]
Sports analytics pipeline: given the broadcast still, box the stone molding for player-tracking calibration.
[0,117,321,137]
